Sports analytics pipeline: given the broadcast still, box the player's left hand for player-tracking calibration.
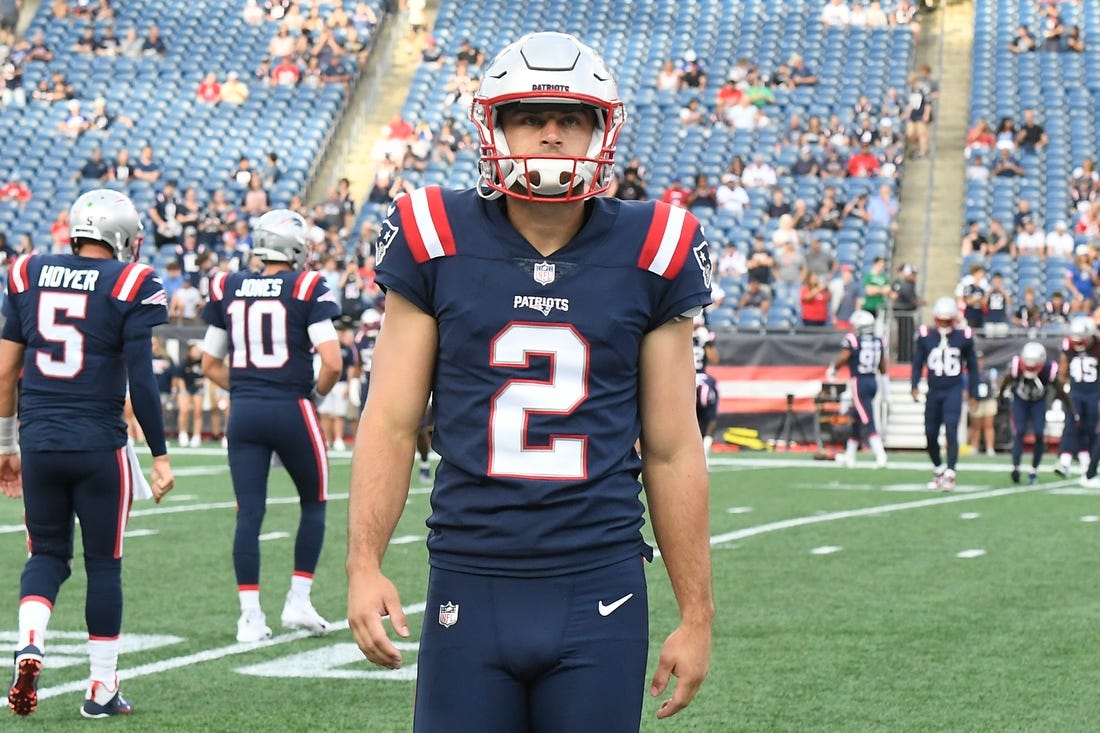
[649,621,711,719]
[150,455,174,503]
[0,453,22,498]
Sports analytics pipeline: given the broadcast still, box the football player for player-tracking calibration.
[911,296,980,490]
[346,32,713,731]
[0,190,174,718]
[352,307,381,413]
[317,324,358,452]
[1056,316,1099,476]
[693,323,719,465]
[200,209,342,643]
[997,342,1072,484]
[826,309,888,468]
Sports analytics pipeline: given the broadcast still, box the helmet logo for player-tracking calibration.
[532,84,570,91]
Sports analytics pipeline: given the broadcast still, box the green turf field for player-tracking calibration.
[2,447,1098,731]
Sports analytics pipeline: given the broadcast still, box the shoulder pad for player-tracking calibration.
[8,254,34,294]
[209,271,230,303]
[917,324,929,337]
[637,201,701,279]
[393,186,456,263]
[112,262,155,301]
[293,270,324,301]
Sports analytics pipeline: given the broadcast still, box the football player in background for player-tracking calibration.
[200,209,342,643]
[998,342,1072,484]
[911,296,980,490]
[352,307,380,412]
[346,32,713,731]
[1056,316,1099,476]
[317,324,358,452]
[826,309,888,468]
[0,190,174,718]
[693,322,719,465]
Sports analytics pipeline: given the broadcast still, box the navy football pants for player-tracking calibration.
[413,556,650,733]
[924,385,963,469]
[1011,397,1048,469]
[227,398,328,587]
[1059,391,1099,457]
[20,449,133,638]
[848,376,879,440]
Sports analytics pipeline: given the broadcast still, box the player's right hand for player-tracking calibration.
[911,388,920,402]
[0,453,22,498]
[348,569,409,669]
[150,455,174,503]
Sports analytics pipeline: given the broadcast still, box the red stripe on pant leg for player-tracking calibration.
[20,595,53,611]
[292,571,313,579]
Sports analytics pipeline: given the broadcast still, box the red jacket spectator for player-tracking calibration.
[846,146,880,177]
[271,57,301,86]
[197,72,221,103]
[0,180,31,205]
[660,179,691,208]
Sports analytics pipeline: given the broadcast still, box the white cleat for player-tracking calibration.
[843,453,856,469]
[178,432,189,448]
[926,472,944,490]
[189,434,201,448]
[236,609,272,643]
[874,454,888,469]
[1081,475,1100,488]
[280,592,330,636]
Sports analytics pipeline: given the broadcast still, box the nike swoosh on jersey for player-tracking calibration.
[598,593,635,617]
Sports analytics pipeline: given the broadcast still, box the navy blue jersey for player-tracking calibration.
[842,331,884,381]
[1062,337,1100,396]
[911,324,980,398]
[984,288,1010,324]
[338,341,357,382]
[1006,356,1059,402]
[374,186,712,576]
[1,254,167,451]
[353,329,377,374]
[179,356,204,394]
[151,353,177,395]
[202,269,340,400]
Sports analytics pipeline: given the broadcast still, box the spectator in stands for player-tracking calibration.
[1015,109,1048,153]
[1067,25,1085,53]
[764,187,790,221]
[820,146,847,178]
[161,259,186,303]
[1009,24,1038,53]
[982,273,1011,337]
[1047,220,1074,260]
[1,60,25,107]
[1077,201,1100,238]
[678,49,706,90]
[843,191,872,224]
[960,220,988,257]
[37,70,74,102]
[108,147,132,183]
[616,167,647,201]
[220,71,249,104]
[1039,4,1065,53]
[987,218,1012,257]
[789,146,820,178]
[119,26,142,58]
[772,214,802,251]
[995,116,1017,151]
[1014,286,1041,328]
[1016,218,1046,258]
[0,175,30,207]
[322,49,351,86]
[242,177,269,217]
[965,118,995,157]
[72,25,99,54]
[229,156,255,189]
[956,262,988,328]
[352,1,378,37]
[791,199,814,232]
[420,35,442,67]
[133,144,161,182]
[142,24,166,57]
[243,0,263,24]
[25,30,52,62]
[814,186,844,230]
[805,237,836,281]
[726,154,746,178]
[738,278,771,319]
[800,272,829,326]
[150,181,183,248]
[991,147,1025,177]
[846,139,880,178]
[48,208,69,252]
[88,96,133,133]
[906,65,938,158]
[453,37,483,67]
[169,277,204,326]
[1043,290,1072,327]
[272,55,301,85]
[966,154,990,182]
[821,0,850,27]
[366,168,395,205]
[788,53,817,86]
[742,154,777,188]
[862,256,891,317]
[830,264,860,328]
[0,0,20,37]
[1013,198,1034,233]
[660,176,690,208]
[865,1,889,27]
[96,25,119,57]
[725,96,757,131]
[773,237,805,304]
[891,263,922,341]
[746,234,775,291]
[678,96,706,127]
[716,243,747,281]
[197,71,221,104]
[848,2,867,27]
[713,173,745,217]
[176,187,203,234]
[868,184,899,232]
[76,147,109,184]
[175,226,207,284]
[655,58,680,92]
[686,174,717,211]
[1065,247,1098,311]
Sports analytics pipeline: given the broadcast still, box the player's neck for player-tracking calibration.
[503,198,587,257]
[262,264,292,276]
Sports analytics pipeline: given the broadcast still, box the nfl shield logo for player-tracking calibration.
[438,601,459,628]
[533,261,556,286]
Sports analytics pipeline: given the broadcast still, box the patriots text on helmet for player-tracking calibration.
[531,84,570,91]
[234,278,284,297]
[37,265,100,291]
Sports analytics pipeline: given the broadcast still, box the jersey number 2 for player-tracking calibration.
[488,324,588,480]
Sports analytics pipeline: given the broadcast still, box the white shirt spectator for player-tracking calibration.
[716,246,747,280]
[716,177,750,214]
[1016,227,1047,256]
[822,0,851,27]
[1046,224,1075,259]
[726,98,757,131]
[742,160,777,188]
[954,273,991,299]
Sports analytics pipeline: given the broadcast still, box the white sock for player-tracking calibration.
[88,637,120,689]
[239,588,261,612]
[868,435,886,460]
[1079,452,1090,464]
[845,439,858,459]
[945,468,956,478]
[1060,453,1072,465]
[18,597,52,652]
[702,435,714,454]
[290,573,313,598]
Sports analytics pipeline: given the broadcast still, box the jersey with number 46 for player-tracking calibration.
[1,253,167,451]
[911,324,980,398]
[202,269,340,400]
[374,186,712,577]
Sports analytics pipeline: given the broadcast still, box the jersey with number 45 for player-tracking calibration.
[202,269,340,400]
[374,186,712,577]
[1062,338,1100,397]
[911,324,980,398]
[1,253,167,451]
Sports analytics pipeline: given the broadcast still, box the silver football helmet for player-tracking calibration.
[68,189,143,261]
[359,307,382,335]
[471,32,627,202]
[1021,341,1046,374]
[1069,316,1096,350]
[932,296,957,331]
[851,309,875,335]
[251,209,310,269]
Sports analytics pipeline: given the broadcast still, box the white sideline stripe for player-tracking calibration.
[33,602,428,702]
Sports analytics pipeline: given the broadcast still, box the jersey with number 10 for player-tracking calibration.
[202,270,340,400]
[374,187,712,577]
[1,253,167,451]
[911,324,980,398]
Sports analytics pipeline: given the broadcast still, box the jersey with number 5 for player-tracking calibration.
[911,324,980,398]
[1,253,167,451]
[374,186,713,576]
[202,269,340,399]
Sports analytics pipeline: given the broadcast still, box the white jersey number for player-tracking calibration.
[1070,355,1098,384]
[927,346,962,377]
[226,299,290,369]
[36,292,88,379]
[488,323,588,480]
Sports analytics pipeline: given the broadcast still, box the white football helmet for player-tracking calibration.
[1069,316,1096,351]
[68,189,143,261]
[251,209,311,269]
[360,307,382,335]
[932,297,957,332]
[1021,341,1047,375]
[471,32,626,202]
[851,310,875,335]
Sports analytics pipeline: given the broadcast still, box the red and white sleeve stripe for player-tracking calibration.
[637,202,699,279]
[395,186,456,264]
